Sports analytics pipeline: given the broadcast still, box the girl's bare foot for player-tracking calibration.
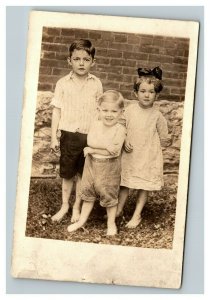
[51,203,69,222]
[125,216,142,228]
[71,208,80,223]
[67,221,83,232]
[107,223,117,236]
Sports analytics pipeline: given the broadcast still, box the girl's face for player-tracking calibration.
[135,81,158,108]
[98,102,123,127]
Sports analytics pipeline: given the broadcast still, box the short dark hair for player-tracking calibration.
[134,76,163,93]
[69,39,95,59]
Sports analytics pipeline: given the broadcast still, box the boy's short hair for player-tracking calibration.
[98,90,124,109]
[134,76,163,93]
[69,39,95,59]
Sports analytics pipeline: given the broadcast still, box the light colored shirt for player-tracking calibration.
[87,119,126,159]
[51,71,103,134]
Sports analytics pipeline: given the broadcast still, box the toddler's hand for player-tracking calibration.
[107,144,119,156]
[83,147,93,157]
[124,141,133,153]
[50,139,59,153]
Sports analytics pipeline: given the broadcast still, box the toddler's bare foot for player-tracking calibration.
[125,216,142,228]
[71,208,80,223]
[107,223,117,236]
[51,203,69,222]
[67,221,83,232]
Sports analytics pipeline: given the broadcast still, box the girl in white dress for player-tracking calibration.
[117,67,171,228]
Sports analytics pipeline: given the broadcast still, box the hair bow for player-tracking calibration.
[137,66,162,80]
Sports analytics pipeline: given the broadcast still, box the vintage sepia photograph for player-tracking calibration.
[11,10,199,288]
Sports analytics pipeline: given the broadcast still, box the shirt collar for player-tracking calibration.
[66,71,94,80]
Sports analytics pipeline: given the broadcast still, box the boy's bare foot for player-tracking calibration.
[71,208,80,223]
[125,216,142,228]
[107,223,117,236]
[67,221,83,232]
[51,203,69,222]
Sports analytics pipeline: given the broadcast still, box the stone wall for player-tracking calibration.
[31,92,183,187]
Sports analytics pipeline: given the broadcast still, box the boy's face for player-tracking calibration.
[135,81,158,108]
[98,102,123,127]
[68,49,95,77]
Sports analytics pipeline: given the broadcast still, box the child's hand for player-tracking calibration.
[83,147,93,157]
[50,138,59,153]
[107,144,119,156]
[124,141,133,153]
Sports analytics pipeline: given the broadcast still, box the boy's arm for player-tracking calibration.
[50,107,61,151]
[107,125,126,155]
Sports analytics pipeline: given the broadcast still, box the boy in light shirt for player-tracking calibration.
[50,39,103,223]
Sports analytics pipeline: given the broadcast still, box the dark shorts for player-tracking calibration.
[60,131,87,179]
[80,155,121,207]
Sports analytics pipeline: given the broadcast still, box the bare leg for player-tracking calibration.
[116,186,129,217]
[126,190,148,228]
[67,201,94,232]
[71,175,82,223]
[51,178,74,222]
[106,206,118,236]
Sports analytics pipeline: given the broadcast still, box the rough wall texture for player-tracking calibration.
[31,91,183,187]
[39,27,189,100]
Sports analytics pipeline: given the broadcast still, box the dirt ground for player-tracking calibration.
[26,178,176,249]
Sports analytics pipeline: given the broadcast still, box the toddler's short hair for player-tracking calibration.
[134,76,163,93]
[69,39,95,59]
[98,90,124,109]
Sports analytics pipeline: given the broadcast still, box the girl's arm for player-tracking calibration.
[84,147,110,157]
[156,113,171,147]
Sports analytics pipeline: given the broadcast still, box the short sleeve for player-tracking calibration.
[50,79,63,108]
[156,112,170,141]
[96,79,103,101]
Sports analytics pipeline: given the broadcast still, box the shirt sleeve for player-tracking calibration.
[96,79,103,101]
[113,124,126,152]
[50,79,63,108]
[156,112,171,141]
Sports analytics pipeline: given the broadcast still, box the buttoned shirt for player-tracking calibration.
[51,71,103,134]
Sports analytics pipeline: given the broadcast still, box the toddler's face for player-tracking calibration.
[68,49,95,77]
[135,81,157,108]
[98,102,123,127]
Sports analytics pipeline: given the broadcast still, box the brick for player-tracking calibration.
[42,34,54,43]
[54,36,75,45]
[178,41,190,49]
[109,42,133,52]
[107,73,124,82]
[165,39,178,48]
[39,67,52,75]
[95,39,109,48]
[120,91,133,99]
[92,71,107,80]
[153,39,165,47]
[127,34,140,45]
[97,48,108,56]
[101,31,114,41]
[173,57,188,65]
[38,83,53,91]
[52,68,70,76]
[114,33,127,43]
[96,65,122,75]
[120,83,134,90]
[39,75,61,85]
[159,94,181,101]
[42,43,68,53]
[161,63,188,73]
[96,57,110,65]
[123,75,136,83]
[75,30,89,39]
[46,27,61,36]
[123,67,136,75]
[55,52,69,60]
[110,58,136,67]
[184,49,189,57]
[103,81,120,90]
[171,88,186,95]
[123,52,148,60]
[107,49,123,58]
[89,31,102,40]
[140,37,153,46]
[43,51,56,59]
[61,28,76,37]
[136,45,160,55]
[164,71,180,79]
[164,78,184,87]
[40,58,68,69]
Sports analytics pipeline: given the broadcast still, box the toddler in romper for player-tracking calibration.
[117,67,171,228]
[67,90,126,235]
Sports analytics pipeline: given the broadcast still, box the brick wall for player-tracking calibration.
[39,27,189,101]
